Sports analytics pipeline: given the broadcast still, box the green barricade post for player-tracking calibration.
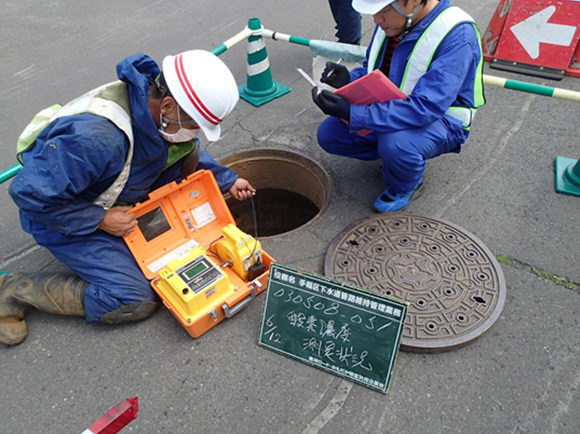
[238,18,291,107]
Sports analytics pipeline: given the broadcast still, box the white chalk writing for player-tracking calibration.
[303,338,373,371]
[272,285,401,321]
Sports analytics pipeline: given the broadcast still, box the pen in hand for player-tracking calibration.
[325,58,343,81]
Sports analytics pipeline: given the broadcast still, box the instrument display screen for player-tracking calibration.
[183,261,208,280]
[177,255,222,294]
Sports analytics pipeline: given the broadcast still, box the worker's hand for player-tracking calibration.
[229,177,256,201]
[98,206,138,237]
[312,87,351,121]
[320,61,350,88]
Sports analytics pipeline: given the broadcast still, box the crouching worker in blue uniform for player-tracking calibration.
[0,50,256,346]
[311,0,485,212]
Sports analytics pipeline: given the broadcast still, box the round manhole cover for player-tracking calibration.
[324,212,506,353]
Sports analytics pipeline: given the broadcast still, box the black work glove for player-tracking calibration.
[320,61,350,88]
[312,87,351,121]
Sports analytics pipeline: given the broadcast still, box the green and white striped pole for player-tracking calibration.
[211,27,254,56]
[237,18,291,107]
[256,27,580,103]
[483,75,580,103]
[260,28,367,63]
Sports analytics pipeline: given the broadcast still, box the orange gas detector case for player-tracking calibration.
[123,169,273,338]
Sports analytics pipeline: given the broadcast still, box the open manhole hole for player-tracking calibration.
[324,212,506,353]
[220,149,332,238]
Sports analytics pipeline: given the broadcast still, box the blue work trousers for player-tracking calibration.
[328,0,362,44]
[25,218,156,323]
[317,116,463,193]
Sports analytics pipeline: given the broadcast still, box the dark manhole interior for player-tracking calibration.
[226,188,318,237]
[220,149,332,238]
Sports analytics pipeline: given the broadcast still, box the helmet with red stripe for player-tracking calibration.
[162,50,239,142]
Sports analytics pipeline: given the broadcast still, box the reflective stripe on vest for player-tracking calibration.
[367,29,387,74]
[367,7,485,129]
[16,81,134,209]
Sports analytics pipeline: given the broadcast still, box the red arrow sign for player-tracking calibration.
[511,6,576,59]
[494,0,580,71]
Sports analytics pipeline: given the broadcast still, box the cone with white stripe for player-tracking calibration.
[238,17,291,106]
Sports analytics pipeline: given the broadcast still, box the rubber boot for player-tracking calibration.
[0,273,87,346]
[100,301,159,325]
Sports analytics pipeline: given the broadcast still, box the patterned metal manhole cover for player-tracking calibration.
[324,212,506,353]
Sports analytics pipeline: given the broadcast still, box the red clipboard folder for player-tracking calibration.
[334,69,407,104]
[334,70,406,135]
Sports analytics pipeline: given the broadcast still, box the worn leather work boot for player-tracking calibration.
[0,273,87,346]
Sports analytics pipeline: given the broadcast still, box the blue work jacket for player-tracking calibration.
[10,53,237,236]
[349,0,483,136]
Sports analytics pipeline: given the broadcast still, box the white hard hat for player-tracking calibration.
[352,0,396,15]
[162,50,239,142]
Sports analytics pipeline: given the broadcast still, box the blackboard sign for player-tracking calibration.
[259,263,408,393]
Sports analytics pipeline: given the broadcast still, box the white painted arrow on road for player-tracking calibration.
[510,6,577,59]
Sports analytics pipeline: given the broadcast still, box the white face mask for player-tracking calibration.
[159,125,200,143]
[158,110,200,143]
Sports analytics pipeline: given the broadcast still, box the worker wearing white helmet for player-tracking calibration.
[160,49,239,143]
[3,50,255,346]
[149,50,254,200]
[311,0,485,213]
